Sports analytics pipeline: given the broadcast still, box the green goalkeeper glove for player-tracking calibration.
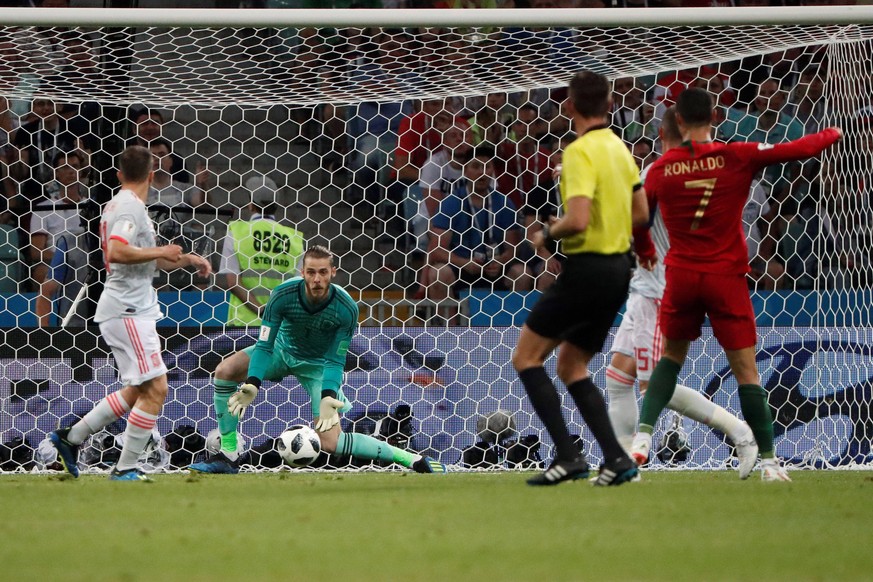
[228,380,259,418]
[314,396,345,432]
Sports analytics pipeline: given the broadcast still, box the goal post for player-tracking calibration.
[0,7,872,473]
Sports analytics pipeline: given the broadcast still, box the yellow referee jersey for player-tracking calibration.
[559,128,641,255]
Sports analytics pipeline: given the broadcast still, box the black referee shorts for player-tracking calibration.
[524,252,633,353]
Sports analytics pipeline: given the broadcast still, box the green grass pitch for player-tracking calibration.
[1,470,872,581]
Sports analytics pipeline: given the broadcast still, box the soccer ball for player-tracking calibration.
[276,425,322,468]
[476,409,517,444]
[204,428,247,457]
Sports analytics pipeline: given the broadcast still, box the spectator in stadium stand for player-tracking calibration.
[519,132,572,292]
[147,138,206,208]
[497,103,552,211]
[0,96,18,224]
[9,98,85,207]
[469,92,513,148]
[612,76,648,144]
[721,77,804,200]
[383,98,455,253]
[417,118,473,250]
[421,145,529,306]
[653,64,735,122]
[818,166,872,290]
[217,176,305,326]
[127,106,190,184]
[345,30,420,220]
[29,150,89,287]
[786,66,827,135]
[778,197,827,291]
[731,47,820,110]
[631,136,655,170]
[743,177,785,291]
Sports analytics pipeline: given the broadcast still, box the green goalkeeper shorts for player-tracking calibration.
[242,345,352,419]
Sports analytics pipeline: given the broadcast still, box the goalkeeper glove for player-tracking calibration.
[314,396,345,432]
[228,378,260,418]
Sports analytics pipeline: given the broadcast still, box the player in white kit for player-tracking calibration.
[607,107,759,479]
[50,145,212,481]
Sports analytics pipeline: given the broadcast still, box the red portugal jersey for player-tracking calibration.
[644,128,840,274]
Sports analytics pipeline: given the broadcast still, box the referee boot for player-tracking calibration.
[48,427,80,478]
[591,456,639,487]
[526,457,590,486]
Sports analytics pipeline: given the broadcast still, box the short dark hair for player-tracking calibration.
[52,149,85,168]
[118,145,152,183]
[676,88,713,127]
[148,137,173,154]
[303,245,334,266]
[131,106,164,124]
[660,106,682,143]
[470,145,495,161]
[568,70,610,118]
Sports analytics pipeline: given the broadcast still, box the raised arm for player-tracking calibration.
[743,127,842,170]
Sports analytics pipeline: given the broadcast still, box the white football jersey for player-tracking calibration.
[94,189,162,323]
[630,165,669,299]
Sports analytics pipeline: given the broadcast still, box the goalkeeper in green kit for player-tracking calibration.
[190,245,447,474]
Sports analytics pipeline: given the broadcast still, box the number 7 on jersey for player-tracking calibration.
[686,178,717,231]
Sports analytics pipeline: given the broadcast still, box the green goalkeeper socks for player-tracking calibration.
[738,384,776,459]
[638,357,682,433]
[336,432,417,468]
[214,379,240,455]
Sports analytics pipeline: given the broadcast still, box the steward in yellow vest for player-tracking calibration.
[218,178,305,326]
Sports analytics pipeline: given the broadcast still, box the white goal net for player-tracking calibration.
[0,7,872,473]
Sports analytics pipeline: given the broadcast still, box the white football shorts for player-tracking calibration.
[611,293,663,382]
[99,317,167,386]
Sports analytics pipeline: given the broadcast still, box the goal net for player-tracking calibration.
[0,7,871,473]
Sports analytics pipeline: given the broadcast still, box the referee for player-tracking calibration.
[512,70,650,487]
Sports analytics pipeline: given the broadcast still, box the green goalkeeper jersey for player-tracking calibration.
[247,277,359,394]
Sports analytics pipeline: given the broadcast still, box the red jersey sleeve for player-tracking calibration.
[732,128,841,173]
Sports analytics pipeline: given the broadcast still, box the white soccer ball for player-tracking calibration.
[276,425,322,468]
[205,428,247,456]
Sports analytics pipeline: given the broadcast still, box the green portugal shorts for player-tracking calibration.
[243,345,352,418]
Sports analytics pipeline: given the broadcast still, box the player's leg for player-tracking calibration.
[513,324,589,485]
[634,267,704,463]
[300,371,447,473]
[634,337,690,464]
[190,349,261,473]
[557,341,638,486]
[103,317,170,481]
[709,271,787,481]
[606,352,638,455]
[726,345,789,481]
[49,319,146,478]
[606,297,640,455]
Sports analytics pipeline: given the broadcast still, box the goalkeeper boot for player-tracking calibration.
[189,452,241,474]
[108,467,152,482]
[760,459,791,482]
[591,456,639,487]
[526,457,589,486]
[734,426,759,480]
[412,456,448,474]
[48,427,80,478]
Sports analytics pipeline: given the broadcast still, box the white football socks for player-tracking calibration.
[116,408,157,471]
[67,391,131,445]
[605,365,638,455]
[667,384,747,442]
